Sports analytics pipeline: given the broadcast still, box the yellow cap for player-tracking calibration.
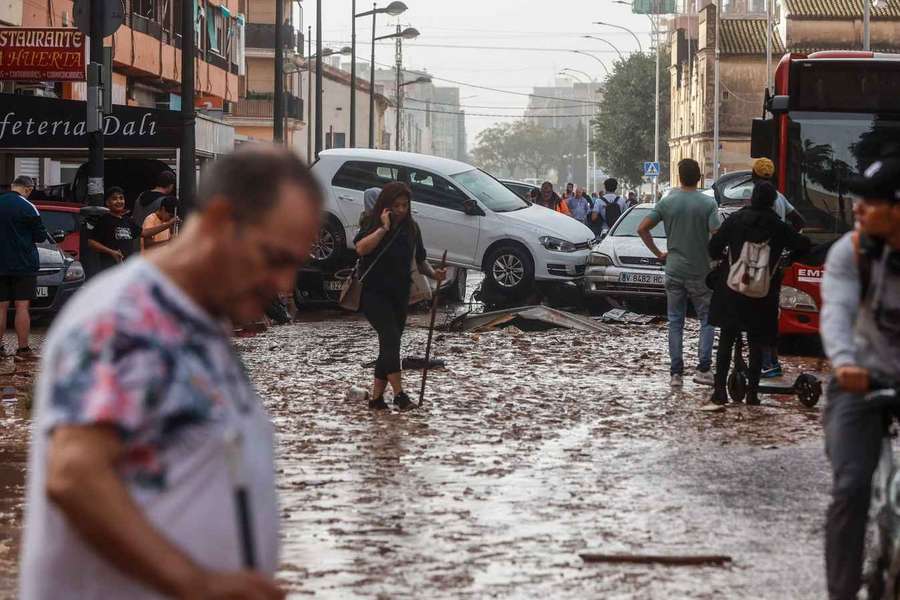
[753,158,775,179]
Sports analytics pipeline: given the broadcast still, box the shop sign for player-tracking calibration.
[0,28,86,81]
[0,93,183,148]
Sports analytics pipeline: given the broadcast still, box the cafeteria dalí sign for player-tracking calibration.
[0,28,86,81]
[0,93,183,148]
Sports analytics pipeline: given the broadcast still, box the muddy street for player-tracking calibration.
[1,306,831,599]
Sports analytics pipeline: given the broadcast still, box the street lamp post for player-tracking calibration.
[354,2,409,149]
[305,45,349,159]
[571,49,611,77]
[594,20,643,53]
[395,75,431,152]
[315,0,323,158]
[370,25,419,150]
[274,0,284,143]
[560,70,599,195]
[713,0,721,181]
[580,35,625,61]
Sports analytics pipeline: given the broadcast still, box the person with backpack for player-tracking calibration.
[820,155,900,600]
[592,178,627,233]
[706,182,811,405]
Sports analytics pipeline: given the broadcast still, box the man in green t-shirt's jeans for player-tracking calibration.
[637,158,722,388]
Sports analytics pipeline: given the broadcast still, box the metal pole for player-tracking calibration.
[653,12,660,201]
[766,0,773,91]
[274,0,285,143]
[863,0,871,50]
[368,4,377,148]
[350,0,357,147]
[713,0,721,181]
[395,23,401,151]
[87,0,104,206]
[314,0,323,158]
[307,25,312,160]
[180,0,195,210]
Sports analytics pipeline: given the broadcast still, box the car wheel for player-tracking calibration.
[310,217,346,268]
[484,244,534,297]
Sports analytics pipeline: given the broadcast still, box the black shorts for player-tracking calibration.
[0,275,37,302]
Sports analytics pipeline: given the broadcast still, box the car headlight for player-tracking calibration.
[539,236,577,252]
[588,253,613,266]
[780,285,817,312]
[64,261,85,282]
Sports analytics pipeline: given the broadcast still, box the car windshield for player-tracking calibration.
[40,210,78,233]
[611,208,665,238]
[451,169,529,212]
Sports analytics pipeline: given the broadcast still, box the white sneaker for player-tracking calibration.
[671,374,684,388]
[693,370,715,386]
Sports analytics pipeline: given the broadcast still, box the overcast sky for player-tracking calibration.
[303,0,658,148]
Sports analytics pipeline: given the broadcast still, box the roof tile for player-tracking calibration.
[720,18,787,54]
[784,0,900,18]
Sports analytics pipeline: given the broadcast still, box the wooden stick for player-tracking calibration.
[419,250,448,407]
[578,553,732,566]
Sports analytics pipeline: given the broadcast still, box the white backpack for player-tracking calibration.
[726,240,774,298]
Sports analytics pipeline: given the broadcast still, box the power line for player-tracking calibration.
[400,105,593,119]
[322,38,624,54]
[404,97,592,110]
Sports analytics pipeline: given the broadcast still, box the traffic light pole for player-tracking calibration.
[180,0,196,209]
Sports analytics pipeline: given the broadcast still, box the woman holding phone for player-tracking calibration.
[354,182,446,411]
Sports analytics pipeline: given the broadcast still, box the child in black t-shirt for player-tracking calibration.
[88,187,143,272]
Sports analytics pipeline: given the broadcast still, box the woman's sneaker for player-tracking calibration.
[368,396,389,410]
[393,392,416,412]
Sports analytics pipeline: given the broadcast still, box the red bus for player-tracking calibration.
[751,51,900,336]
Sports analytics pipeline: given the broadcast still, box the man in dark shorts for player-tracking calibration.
[88,186,144,272]
[0,175,48,360]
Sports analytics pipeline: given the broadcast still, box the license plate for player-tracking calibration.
[35,286,49,298]
[324,280,343,291]
[618,272,665,285]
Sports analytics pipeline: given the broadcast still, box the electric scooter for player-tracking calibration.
[725,332,823,407]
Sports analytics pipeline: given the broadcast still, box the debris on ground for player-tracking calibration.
[361,356,446,370]
[579,552,733,566]
[446,305,612,333]
[600,308,665,325]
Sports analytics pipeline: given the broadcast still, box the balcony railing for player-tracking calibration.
[245,23,302,53]
[230,93,304,120]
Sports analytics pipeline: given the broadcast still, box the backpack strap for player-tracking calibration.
[852,231,874,300]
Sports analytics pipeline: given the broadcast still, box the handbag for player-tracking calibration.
[338,227,401,311]
[409,257,433,305]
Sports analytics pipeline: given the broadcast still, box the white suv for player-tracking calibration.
[311,149,595,297]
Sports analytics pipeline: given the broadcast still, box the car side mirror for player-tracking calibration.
[51,229,67,243]
[462,199,484,216]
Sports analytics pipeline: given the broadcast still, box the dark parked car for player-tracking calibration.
[4,241,85,317]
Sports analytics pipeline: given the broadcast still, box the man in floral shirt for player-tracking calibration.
[20,146,322,599]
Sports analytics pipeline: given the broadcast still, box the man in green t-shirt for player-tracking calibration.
[637,158,721,388]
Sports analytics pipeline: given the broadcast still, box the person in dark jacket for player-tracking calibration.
[0,175,48,360]
[707,182,811,405]
[131,170,176,228]
[354,182,446,411]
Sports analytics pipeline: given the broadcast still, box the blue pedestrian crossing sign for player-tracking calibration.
[643,161,660,177]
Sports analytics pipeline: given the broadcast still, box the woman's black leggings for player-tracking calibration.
[715,327,764,391]
[361,288,409,381]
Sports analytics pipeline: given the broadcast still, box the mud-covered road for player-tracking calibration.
[1,302,832,598]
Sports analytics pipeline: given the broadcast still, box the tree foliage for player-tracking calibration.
[471,120,586,184]
[593,52,670,187]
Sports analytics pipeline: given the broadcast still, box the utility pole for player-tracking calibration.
[652,8,660,201]
[314,0,323,158]
[766,0,774,91]
[307,25,312,160]
[86,0,104,206]
[180,0,196,209]
[350,0,357,147]
[274,0,285,143]
[369,4,377,148]
[712,0,721,182]
[863,0,871,50]
[395,23,401,151]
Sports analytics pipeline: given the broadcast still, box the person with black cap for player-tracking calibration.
[821,156,900,600]
[0,175,47,361]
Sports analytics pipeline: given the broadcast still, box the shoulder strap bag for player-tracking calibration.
[338,227,402,311]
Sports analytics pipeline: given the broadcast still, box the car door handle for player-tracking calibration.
[338,195,355,202]
[411,209,419,215]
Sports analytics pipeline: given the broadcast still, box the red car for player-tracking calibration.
[35,201,84,259]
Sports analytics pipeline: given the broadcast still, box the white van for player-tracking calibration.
[311,149,595,296]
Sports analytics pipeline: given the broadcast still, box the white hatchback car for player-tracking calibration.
[311,149,595,296]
